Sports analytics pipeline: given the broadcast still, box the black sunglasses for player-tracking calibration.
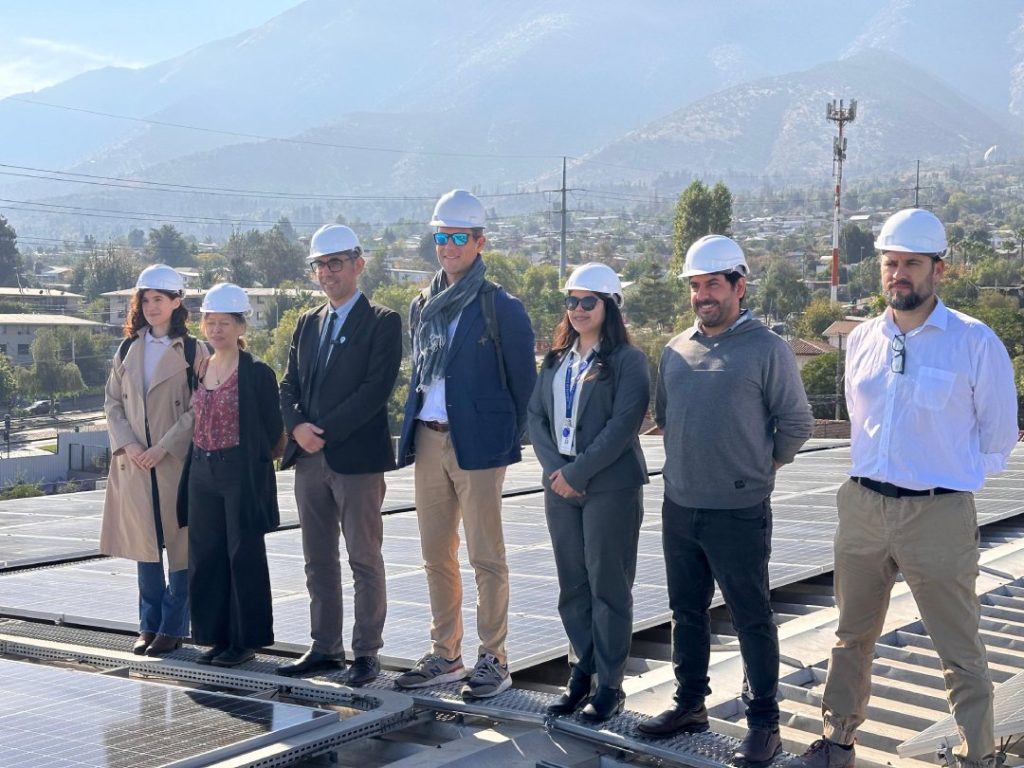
[433,232,472,246]
[891,333,906,374]
[565,295,600,311]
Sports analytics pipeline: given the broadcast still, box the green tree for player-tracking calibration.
[52,328,108,387]
[519,264,563,342]
[625,262,682,330]
[795,297,846,340]
[22,330,86,400]
[250,225,306,287]
[758,259,810,321]
[670,180,732,275]
[841,223,874,265]
[360,248,393,300]
[800,350,845,420]
[146,225,195,267]
[373,282,423,355]
[72,245,140,300]
[937,264,979,310]
[0,353,16,405]
[0,214,24,287]
[482,252,527,298]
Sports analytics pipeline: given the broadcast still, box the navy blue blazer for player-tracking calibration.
[397,284,536,471]
[528,344,650,494]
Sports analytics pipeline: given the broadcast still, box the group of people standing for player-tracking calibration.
[100,193,1017,768]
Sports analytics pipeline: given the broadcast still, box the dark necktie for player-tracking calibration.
[307,311,336,419]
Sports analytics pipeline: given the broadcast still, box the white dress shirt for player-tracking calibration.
[143,330,172,391]
[845,299,1018,491]
[416,312,462,423]
[550,341,599,456]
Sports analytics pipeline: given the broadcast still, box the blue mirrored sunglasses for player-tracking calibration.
[433,232,471,246]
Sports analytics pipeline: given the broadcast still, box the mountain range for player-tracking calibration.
[1,0,1021,237]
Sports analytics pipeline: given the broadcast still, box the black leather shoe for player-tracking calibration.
[277,649,346,677]
[546,672,592,716]
[637,703,709,737]
[195,644,228,665]
[734,727,782,765]
[132,632,156,655]
[579,686,625,722]
[212,647,255,667]
[345,656,380,686]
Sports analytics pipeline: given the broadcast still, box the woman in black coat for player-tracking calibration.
[176,283,283,666]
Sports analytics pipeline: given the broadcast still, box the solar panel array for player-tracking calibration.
[3,442,1024,673]
[0,657,336,767]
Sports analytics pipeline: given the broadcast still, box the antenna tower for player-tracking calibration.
[826,98,856,304]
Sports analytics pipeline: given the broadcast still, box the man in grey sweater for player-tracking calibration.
[638,235,813,765]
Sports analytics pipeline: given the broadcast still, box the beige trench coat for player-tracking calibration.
[100,332,207,570]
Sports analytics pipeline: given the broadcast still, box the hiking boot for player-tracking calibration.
[395,653,466,689]
[461,653,512,699]
[788,739,856,767]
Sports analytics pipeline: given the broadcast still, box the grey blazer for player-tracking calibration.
[527,343,650,494]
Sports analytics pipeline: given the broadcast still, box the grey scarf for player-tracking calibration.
[414,256,487,392]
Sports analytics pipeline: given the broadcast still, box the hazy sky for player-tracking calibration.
[0,0,302,99]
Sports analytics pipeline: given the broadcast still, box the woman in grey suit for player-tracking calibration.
[528,262,650,721]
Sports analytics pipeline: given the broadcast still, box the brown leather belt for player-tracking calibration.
[420,420,450,433]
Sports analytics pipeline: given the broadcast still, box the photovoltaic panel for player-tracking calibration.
[6,442,1024,673]
[0,657,336,768]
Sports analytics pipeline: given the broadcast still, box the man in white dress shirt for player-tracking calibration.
[791,208,1018,768]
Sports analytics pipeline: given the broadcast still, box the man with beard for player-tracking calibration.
[790,208,1017,768]
[639,235,812,765]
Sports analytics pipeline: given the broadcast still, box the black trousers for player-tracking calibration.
[188,449,274,649]
[662,495,779,728]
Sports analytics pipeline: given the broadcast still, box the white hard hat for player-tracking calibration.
[679,235,749,278]
[563,262,624,306]
[309,224,362,261]
[875,208,948,255]
[201,283,252,315]
[136,264,184,293]
[430,189,486,229]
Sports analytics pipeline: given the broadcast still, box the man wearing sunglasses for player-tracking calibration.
[277,224,402,686]
[791,208,1017,768]
[642,235,812,764]
[396,189,536,699]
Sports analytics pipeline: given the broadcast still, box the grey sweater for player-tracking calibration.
[655,316,813,509]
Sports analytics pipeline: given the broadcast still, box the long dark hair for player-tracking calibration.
[124,288,189,338]
[542,294,631,378]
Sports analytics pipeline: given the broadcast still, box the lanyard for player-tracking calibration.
[563,351,593,420]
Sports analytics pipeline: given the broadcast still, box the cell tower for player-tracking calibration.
[826,98,856,304]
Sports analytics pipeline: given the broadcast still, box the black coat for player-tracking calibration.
[176,350,283,533]
[279,294,402,474]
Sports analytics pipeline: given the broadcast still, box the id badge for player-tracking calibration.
[558,418,575,454]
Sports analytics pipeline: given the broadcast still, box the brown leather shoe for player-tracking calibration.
[132,631,156,655]
[145,634,182,656]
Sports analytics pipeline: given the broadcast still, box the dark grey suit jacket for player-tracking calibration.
[527,343,650,494]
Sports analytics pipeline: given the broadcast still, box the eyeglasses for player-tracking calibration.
[565,295,600,311]
[433,232,472,247]
[309,256,354,274]
[890,333,906,374]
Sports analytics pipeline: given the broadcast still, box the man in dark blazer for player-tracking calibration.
[277,224,402,686]
[395,190,536,699]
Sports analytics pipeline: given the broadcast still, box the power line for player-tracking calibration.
[8,97,565,161]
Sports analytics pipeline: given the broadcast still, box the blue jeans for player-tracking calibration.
[662,495,779,729]
[137,558,189,638]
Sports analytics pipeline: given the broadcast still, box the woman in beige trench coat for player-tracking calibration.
[100,264,208,656]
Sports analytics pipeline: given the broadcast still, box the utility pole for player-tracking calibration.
[559,156,568,282]
[826,98,856,304]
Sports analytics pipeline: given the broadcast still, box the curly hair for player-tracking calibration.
[123,288,189,338]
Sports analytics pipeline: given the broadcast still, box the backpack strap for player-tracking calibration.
[478,281,507,392]
[116,335,136,363]
[182,336,213,395]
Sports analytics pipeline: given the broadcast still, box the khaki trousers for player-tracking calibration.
[822,479,993,768]
[413,423,509,664]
